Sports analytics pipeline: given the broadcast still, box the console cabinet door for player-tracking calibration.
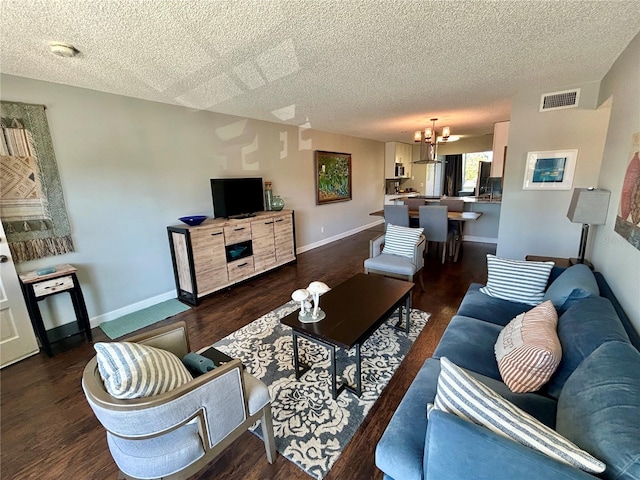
[190,226,228,294]
[274,213,295,262]
[251,218,276,273]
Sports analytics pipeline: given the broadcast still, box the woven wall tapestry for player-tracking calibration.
[1,101,74,262]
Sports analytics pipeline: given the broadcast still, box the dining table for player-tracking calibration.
[369,209,483,261]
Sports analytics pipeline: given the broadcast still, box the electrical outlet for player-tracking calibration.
[420,182,424,187]
[321,226,324,233]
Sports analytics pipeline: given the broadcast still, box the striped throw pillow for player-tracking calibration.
[480,254,554,305]
[433,357,605,474]
[495,300,562,393]
[95,342,193,399]
[382,224,424,259]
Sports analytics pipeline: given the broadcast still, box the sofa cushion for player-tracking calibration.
[375,358,440,480]
[480,254,554,306]
[381,224,423,259]
[376,358,559,480]
[432,358,605,474]
[457,283,533,326]
[364,253,418,276]
[495,301,562,393]
[544,296,630,399]
[433,315,502,380]
[95,342,193,399]
[543,264,599,313]
[556,341,640,480]
[425,411,597,480]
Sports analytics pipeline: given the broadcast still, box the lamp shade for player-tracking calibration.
[566,188,611,225]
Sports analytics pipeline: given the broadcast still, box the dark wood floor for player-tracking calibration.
[1,225,495,480]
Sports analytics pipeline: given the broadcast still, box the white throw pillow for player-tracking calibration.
[480,254,554,305]
[95,342,193,399]
[382,224,424,259]
[495,300,562,393]
[432,357,605,474]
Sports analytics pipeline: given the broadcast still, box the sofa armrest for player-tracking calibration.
[424,410,596,480]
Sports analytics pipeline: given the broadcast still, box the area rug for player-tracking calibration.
[212,300,429,479]
[99,299,190,339]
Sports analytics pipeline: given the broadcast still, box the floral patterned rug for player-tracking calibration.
[213,300,430,479]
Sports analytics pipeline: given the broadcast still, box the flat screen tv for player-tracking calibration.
[210,178,264,219]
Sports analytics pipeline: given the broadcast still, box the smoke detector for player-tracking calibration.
[49,42,80,58]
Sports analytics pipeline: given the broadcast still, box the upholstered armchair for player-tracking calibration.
[364,228,426,291]
[82,321,276,480]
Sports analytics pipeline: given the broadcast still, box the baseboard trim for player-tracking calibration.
[296,219,384,254]
[463,235,498,244]
[90,290,177,328]
[92,219,386,328]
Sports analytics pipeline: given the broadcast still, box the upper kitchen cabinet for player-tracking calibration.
[491,121,510,178]
[384,142,414,179]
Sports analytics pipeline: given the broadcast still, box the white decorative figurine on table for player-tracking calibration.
[291,281,330,323]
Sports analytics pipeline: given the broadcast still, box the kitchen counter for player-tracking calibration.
[386,195,501,204]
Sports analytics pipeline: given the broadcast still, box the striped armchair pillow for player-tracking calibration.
[95,342,193,399]
[382,224,424,259]
[480,254,554,305]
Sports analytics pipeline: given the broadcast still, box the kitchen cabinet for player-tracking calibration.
[384,142,413,179]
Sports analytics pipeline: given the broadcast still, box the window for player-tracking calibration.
[461,151,493,193]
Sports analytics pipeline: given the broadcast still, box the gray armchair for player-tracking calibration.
[82,321,276,480]
[364,232,426,290]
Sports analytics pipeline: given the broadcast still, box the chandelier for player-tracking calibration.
[412,117,453,164]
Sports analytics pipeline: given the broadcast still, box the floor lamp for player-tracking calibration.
[566,188,611,265]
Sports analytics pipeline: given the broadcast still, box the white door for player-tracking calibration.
[0,222,39,368]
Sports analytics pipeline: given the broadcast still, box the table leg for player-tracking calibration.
[454,221,463,261]
[405,291,411,334]
[330,344,338,400]
[19,283,51,357]
[292,332,301,379]
[70,275,92,341]
[354,343,361,397]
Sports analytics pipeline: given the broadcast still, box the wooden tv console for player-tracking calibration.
[167,210,296,305]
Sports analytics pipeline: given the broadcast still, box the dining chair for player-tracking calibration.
[383,204,410,228]
[438,198,464,212]
[439,198,465,247]
[82,321,277,480]
[403,198,426,227]
[419,205,453,264]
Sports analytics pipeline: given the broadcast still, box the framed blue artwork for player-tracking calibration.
[523,149,577,190]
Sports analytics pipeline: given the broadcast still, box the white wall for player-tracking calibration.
[496,80,610,260]
[1,75,384,327]
[591,33,640,331]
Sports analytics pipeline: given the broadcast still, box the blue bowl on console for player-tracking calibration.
[179,215,208,226]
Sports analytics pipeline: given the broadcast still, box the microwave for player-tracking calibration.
[395,163,405,177]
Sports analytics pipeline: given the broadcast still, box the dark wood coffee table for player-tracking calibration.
[280,273,414,399]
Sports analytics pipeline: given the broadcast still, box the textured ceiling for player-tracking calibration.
[2,0,640,143]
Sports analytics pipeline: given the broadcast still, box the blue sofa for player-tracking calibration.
[376,266,640,480]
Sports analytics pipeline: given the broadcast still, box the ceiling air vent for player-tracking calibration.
[539,89,580,112]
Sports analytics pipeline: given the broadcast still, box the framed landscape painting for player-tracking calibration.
[315,150,352,205]
[523,149,577,190]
